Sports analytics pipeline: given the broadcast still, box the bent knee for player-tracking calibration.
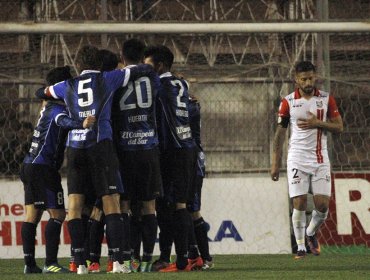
[316,205,328,213]
[24,205,43,224]
[48,209,66,221]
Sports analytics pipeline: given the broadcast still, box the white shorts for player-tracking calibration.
[287,163,331,198]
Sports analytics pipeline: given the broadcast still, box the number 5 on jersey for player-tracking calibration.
[78,78,94,107]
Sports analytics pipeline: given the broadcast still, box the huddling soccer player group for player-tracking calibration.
[20,39,213,274]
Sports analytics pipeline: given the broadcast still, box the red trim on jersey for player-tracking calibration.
[316,109,324,163]
[45,86,52,97]
[294,89,301,99]
[327,95,340,118]
[278,98,290,117]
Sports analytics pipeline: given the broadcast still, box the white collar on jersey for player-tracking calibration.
[159,72,189,89]
[294,88,321,99]
[124,64,137,69]
[160,72,172,78]
[80,70,101,75]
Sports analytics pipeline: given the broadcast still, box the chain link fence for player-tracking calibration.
[0,0,369,177]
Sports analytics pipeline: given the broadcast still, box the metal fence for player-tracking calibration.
[0,0,369,177]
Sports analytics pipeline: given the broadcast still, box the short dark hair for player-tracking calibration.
[295,61,316,73]
[76,45,101,71]
[98,49,119,71]
[144,45,174,69]
[46,66,72,85]
[122,38,146,64]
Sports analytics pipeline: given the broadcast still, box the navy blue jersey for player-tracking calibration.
[188,97,201,149]
[157,72,195,150]
[44,65,153,148]
[112,66,161,151]
[188,97,205,177]
[23,101,83,169]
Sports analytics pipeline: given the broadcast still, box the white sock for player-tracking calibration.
[306,209,328,237]
[292,209,306,251]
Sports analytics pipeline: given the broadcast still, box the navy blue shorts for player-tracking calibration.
[67,140,123,198]
[160,147,197,204]
[20,163,65,210]
[187,175,203,213]
[187,148,205,212]
[118,148,161,201]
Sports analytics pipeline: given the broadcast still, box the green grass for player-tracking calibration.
[322,245,369,254]
[1,253,370,280]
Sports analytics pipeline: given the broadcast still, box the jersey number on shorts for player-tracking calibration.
[120,77,152,110]
[78,78,93,107]
[170,80,186,108]
[57,192,64,205]
[292,168,299,179]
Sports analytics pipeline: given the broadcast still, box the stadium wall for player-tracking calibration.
[0,175,369,258]
[323,173,370,247]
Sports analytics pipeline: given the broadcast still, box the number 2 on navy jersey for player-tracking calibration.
[170,80,186,108]
[120,77,152,110]
[78,78,93,107]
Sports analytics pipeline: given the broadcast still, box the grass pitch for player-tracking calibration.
[0,253,369,279]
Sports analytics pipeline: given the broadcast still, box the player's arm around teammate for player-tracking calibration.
[34,45,157,274]
[22,66,95,274]
[112,39,162,272]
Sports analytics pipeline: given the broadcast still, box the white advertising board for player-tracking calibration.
[0,177,292,258]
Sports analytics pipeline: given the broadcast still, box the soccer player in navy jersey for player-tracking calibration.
[186,94,213,270]
[112,39,162,273]
[85,49,119,273]
[144,46,197,272]
[21,66,96,274]
[38,45,154,274]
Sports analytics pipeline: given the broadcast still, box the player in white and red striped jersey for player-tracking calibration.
[270,61,343,259]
